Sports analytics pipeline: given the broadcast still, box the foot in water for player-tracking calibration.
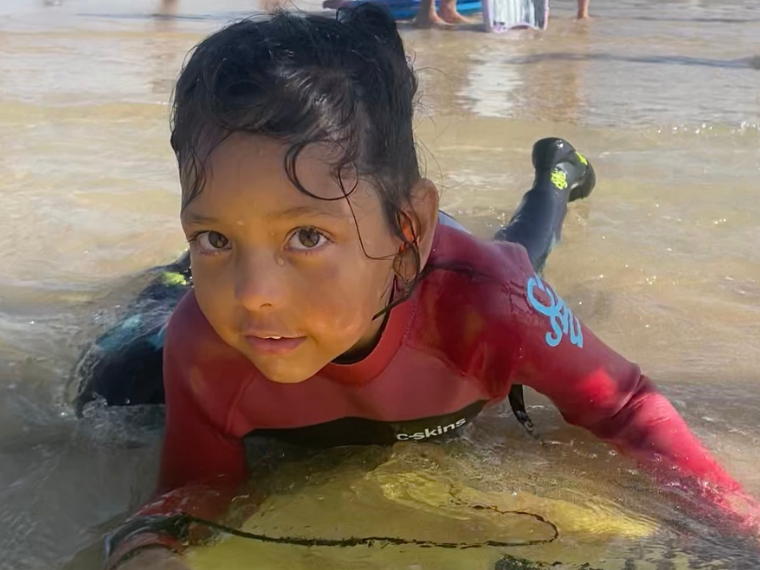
[530,136,596,248]
[437,5,475,24]
[495,136,596,272]
[413,0,475,27]
[412,10,455,28]
[532,137,596,203]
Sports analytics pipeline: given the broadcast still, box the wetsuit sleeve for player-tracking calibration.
[104,298,250,569]
[157,327,248,493]
[507,271,755,523]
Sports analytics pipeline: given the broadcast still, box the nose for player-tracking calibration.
[234,248,287,311]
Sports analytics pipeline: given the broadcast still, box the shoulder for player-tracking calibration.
[407,226,536,374]
[423,224,536,314]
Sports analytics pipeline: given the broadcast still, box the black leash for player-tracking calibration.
[177,486,559,549]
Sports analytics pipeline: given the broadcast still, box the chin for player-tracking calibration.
[262,371,313,384]
[249,355,323,384]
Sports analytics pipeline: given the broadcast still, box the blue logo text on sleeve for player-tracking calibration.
[526,274,583,349]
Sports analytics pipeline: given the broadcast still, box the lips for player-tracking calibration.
[244,334,306,356]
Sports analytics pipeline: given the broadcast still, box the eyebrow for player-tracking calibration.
[268,204,347,221]
[181,212,221,226]
[181,204,348,226]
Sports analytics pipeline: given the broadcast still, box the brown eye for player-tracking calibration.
[207,231,228,249]
[298,228,320,248]
[196,231,230,253]
[289,228,328,250]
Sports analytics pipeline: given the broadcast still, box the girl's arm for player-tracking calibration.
[104,300,249,569]
[510,273,757,529]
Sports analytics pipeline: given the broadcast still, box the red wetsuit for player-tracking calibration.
[108,224,749,565]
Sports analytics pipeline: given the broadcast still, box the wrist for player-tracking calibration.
[105,532,184,570]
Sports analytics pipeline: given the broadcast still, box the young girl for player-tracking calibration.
[102,5,757,569]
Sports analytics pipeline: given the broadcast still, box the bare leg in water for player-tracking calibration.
[160,0,177,14]
[577,0,591,19]
[321,0,475,27]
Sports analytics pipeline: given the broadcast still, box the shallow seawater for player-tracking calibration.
[1,0,759,569]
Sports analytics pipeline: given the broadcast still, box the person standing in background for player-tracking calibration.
[414,0,591,28]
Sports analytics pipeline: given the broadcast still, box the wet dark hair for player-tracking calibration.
[170,4,424,311]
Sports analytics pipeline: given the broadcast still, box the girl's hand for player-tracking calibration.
[115,548,191,570]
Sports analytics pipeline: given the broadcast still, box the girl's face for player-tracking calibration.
[181,134,434,383]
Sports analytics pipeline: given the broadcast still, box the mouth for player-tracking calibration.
[244,334,306,356]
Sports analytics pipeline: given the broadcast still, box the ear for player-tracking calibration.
[409,178,440,266]
[394,178,439,282]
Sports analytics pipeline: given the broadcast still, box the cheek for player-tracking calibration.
[298,256,392,337]
[190,257,237,329]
